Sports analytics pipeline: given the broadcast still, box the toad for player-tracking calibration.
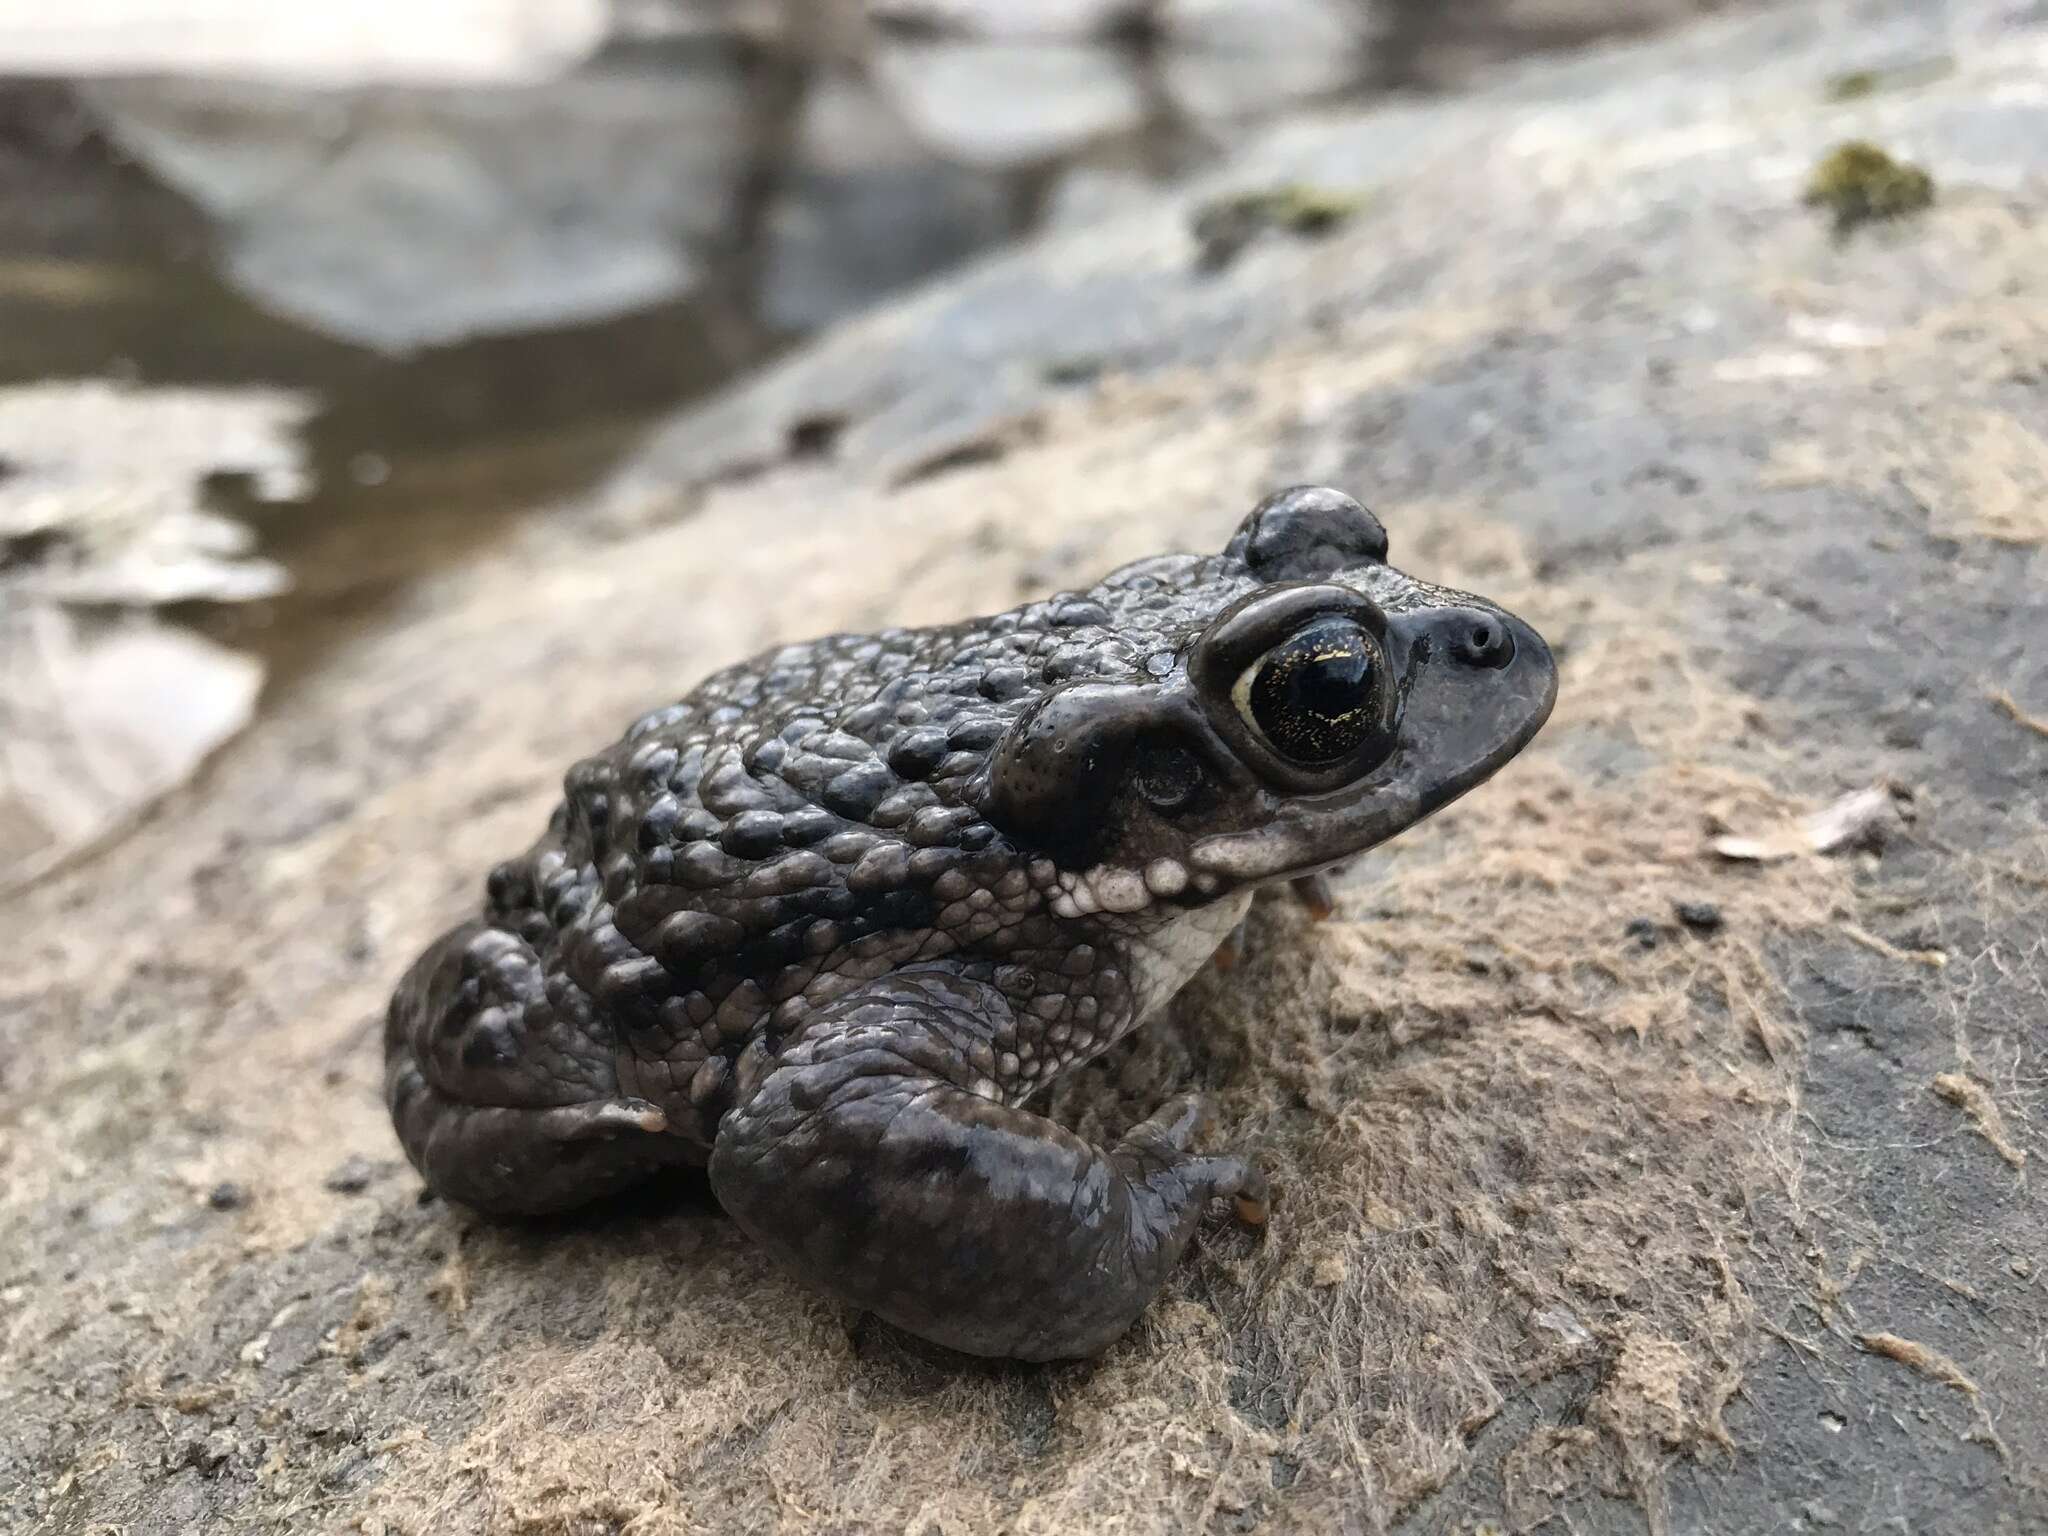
[385,486,1557,1360]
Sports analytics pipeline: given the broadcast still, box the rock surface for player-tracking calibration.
[4,1,2047,1533]
[82,69,752,349]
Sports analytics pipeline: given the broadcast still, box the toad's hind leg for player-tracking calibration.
[708,970,1267,1361]
[384,921,689,1215]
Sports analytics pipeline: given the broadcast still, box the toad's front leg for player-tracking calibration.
[707,970,1266,1361]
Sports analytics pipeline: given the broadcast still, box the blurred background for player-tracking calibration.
[0,0,1775,892]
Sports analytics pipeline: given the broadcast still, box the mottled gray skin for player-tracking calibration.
[385,487,1557,1360]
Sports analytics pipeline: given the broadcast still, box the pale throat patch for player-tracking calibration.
[1124,887,1257,1027]
[1044,858,1255,1028]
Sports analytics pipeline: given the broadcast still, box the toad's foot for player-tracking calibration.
[385,922,690,1214]
[708,971,1266,1361]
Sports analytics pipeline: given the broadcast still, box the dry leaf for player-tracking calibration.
[1855,1332,1979,1395]
[1710,784,1891,862]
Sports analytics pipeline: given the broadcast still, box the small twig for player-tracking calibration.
[1856,1332,1977,1394]
[1989,688,2048,739]
[1838,922,1949,969]
[1931,1073,2028,1170]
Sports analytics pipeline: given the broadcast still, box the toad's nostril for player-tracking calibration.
[1454,616,1515,670]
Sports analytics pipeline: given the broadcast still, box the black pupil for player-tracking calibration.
[1248,619,1380,764]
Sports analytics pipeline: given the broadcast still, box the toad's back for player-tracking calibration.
[392,552,1242,1166]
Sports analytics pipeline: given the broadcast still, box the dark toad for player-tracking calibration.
[384,486,1558,1360]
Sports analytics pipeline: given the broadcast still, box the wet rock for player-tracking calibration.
[1158,0,1371,122]
[82,68,751,349]
[871,39,1148,168]
[0,382,303,891]
[757,74,1015,333]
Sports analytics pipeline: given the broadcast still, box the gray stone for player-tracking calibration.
[83,66,750,349]
[757,73,1018,333]
[870,38,1151,167]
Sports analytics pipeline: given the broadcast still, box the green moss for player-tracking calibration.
[1803,140,1935,235]
[1190,182,1368,273]
[1042,355,1104,387]
[1823,55,1954,102]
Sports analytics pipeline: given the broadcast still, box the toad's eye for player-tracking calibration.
[1232,617,1386,766]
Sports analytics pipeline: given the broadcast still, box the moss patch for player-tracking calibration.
[1823,56,1954,101]
[1803,140,1935,235]
[1191,184,1369,273]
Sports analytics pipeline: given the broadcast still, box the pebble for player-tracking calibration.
[324,1156,378,1195]
[1674,900,1725,933]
